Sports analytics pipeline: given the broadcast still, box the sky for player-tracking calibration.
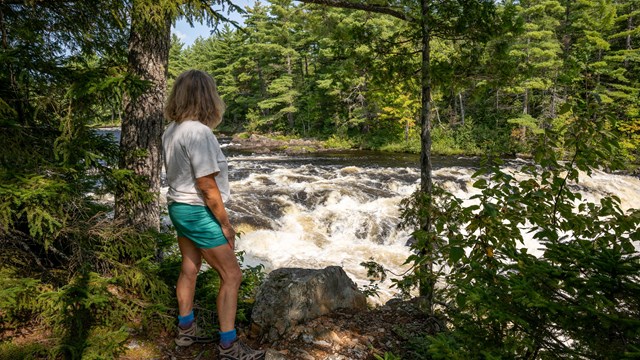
[172,0,256,47]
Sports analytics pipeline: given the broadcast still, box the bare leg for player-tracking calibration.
[200,244,242,332]
[177,236,202,317]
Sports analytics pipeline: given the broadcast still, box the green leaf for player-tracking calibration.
[456,292,467,308]
[473,179,488,189]
[450,246,465,263]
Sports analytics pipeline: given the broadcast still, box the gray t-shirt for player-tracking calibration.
[162,120,230,205]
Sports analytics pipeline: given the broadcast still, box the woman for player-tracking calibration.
[162,69,264,360]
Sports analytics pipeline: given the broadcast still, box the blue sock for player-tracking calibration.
[219,329,237,348]
[178,310,194,329]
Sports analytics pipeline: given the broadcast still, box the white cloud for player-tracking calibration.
[173,30,187,41]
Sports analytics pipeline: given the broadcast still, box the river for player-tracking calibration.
[99,129,640,302]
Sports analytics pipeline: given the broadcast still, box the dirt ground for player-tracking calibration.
[151,298,442,360]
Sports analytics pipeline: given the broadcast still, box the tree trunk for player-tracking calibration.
[405,117,410,141]
[419,0,434,312]
[116,2,171,231]
[459,92,465,125]
[522,88,528,141]
[550,86,556,119]
[420,4,432,197]
[287,53,294,129]
[257,63,268,116]
[1,6,24,123]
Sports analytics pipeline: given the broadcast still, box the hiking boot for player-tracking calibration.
[175,322,215,346]
[219,339,265,360]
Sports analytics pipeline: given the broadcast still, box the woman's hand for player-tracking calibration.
[222,224,236,250]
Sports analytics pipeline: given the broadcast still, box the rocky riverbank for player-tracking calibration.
[157,297,440,360]
[227,133,329,154]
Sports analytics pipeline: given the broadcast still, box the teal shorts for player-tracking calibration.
[168,202,228,249]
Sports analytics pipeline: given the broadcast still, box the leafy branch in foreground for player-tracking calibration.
[397,94,640,358]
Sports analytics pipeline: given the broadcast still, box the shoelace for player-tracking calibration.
[229,340,264,359]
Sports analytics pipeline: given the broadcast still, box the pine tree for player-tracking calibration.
[505,0,564,144]
[608,0,640,162]
[168,34,189,86]
[239,0,303,132]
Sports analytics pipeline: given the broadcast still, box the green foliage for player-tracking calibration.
[374,352,402,360]
[0,269,46,328]
[0,342,48,360]
[398,91,640,358]
[0,2,180,357]
[324,134,357,149]
[378,134,422,154]
[39,270,130,359]
[427,121,484,156]
[236,251,267,323]
[167,0,636,164]
[359,258,388,298]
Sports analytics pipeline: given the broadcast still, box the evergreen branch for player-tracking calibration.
[45,242,71,262]
[9,236,47,271]
[296,0,413,22]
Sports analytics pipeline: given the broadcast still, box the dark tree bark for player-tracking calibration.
[418,0,434,312]
[419,2,432,197]
[0,4,25,123]
[287,53,294,129]
[115,2,171,231]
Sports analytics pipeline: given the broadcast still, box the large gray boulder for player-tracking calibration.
[251,266,367,342]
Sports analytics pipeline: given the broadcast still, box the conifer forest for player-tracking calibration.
[1,0,639,359]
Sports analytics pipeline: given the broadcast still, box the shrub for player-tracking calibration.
[397,97,640,359]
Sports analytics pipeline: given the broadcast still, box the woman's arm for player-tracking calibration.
[196,173,236,249]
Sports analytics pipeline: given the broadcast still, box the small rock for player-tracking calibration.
[302,334,314,343]
[352,349,367,359]
[313,340,331,348]
[295,348,315,360]
[367,335,375,343]
[265,349,288,360]
[314,329,342,344]
[326,355,347,360]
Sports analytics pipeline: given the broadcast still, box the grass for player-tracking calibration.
[0,341,48,360]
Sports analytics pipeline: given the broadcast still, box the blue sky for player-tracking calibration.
[172,0,256,46]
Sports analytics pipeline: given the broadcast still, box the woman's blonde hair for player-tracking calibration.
[164,69,226,128]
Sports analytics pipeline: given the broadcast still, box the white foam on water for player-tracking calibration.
[160,153,640,304]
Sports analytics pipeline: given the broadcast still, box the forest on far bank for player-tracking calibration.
[161,0,640,165]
